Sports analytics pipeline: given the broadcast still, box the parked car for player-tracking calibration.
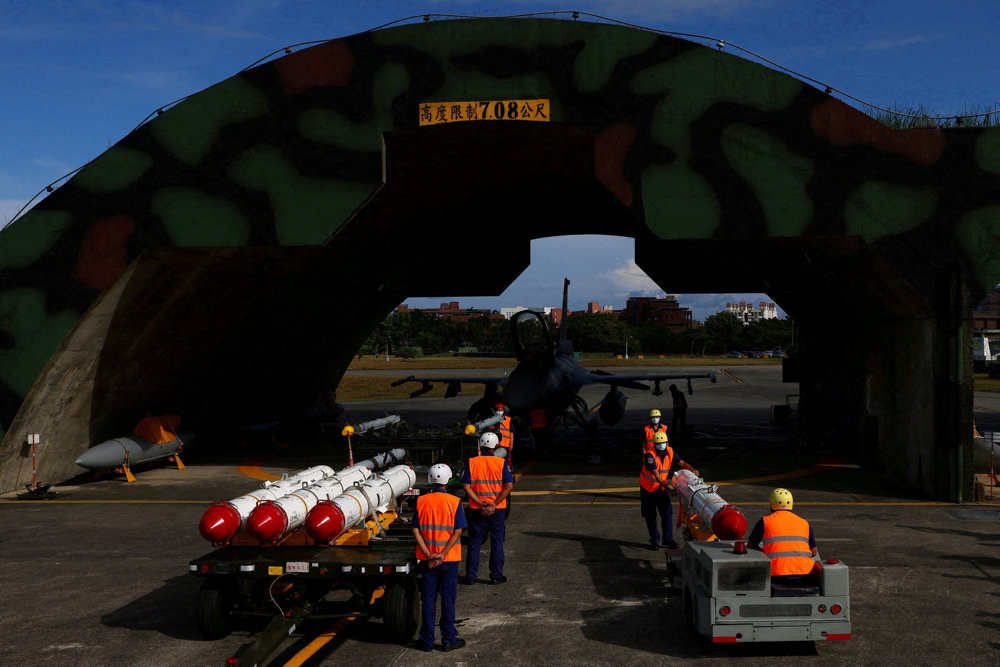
[764,349,787,358]
[744,351,763,358]
[726,351,744,358]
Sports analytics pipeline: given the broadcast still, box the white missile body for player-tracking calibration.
[671,469,747,541]
[199,449,407,545]
[305,465,417,544]
[198,465,336,543]
[245,462,377,544]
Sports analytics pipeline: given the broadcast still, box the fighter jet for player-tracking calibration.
[392,279,715,439]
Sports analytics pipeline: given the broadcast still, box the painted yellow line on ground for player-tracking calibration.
[720,369,743,383]
[283,615,356,667]
[514,487,637,496]
[512,463,828,496]
[511,500,957,506]
[237,456,281,481]
[0,499,210,504]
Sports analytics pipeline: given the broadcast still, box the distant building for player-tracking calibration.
[974,288,1000,330]
[500,306,556,321]
[622,296,694,331]
[396,302,502,323]
[726,301,778,325]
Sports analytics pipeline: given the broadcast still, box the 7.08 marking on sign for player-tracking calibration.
[419,99,550,126]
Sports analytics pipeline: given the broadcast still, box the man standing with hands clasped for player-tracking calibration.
[462,432,514,585]
[413,463,467,653]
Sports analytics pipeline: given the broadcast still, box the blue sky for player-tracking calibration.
[3,1,998,320]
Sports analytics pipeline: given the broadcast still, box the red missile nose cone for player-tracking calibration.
[246,502,287,544]
[199,503,241,543]
[304,502,346,544]
[712,505,748,541]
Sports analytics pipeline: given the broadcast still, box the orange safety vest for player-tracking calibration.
[761,510,814,576]
[467,455,509,509]
[496,416,513,450]
[643,423,668,452]
[638,448,674,492]
[415,491,462,562]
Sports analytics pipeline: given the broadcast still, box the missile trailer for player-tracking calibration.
[190,511,421,665]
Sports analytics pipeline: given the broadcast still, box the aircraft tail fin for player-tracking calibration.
[556,277,573,355]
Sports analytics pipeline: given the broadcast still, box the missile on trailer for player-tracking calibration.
[198,465,336,544]
[361,447,406,469]
[671,469,747,541]
[199,449,406,544]
[304,465,417,545]
[245,463,377,545]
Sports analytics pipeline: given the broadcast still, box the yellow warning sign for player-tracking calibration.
[268,565,283,576]
[419,99,550,126]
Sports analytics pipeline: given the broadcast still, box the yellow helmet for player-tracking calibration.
[770,488,794,510]
[652,431,669,444]
[649,409,661,418]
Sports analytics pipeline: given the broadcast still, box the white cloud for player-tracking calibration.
[599,258,662,298]
[0,200,30,228]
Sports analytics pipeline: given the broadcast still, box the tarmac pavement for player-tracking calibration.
[1,365,998,665]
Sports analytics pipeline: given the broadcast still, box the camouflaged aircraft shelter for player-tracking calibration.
[1,17,997,500]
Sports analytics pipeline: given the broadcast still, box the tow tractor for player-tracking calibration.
[671,470,852,643]
[190,440,424,666]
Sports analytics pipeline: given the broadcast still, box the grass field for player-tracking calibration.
[337,355,776,401]
[334,358,1000,401]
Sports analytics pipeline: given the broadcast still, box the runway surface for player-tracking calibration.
[2,365,998,665]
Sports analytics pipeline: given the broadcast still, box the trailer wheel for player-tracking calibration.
[382,578,419,643]
[197,578,237,640]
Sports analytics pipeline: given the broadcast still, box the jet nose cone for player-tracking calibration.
[75,441,126,470]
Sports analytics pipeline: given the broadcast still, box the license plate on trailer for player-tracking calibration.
[403,489,420,495]
[285,561,309,573]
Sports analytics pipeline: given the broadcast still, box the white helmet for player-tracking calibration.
[479,432,499,449]
[428,463,452,485]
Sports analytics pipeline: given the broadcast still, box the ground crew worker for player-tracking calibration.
[643,408,669,453]
[669,384,688,435]
[639,430,696,550]
[413,463,468,652]
[747,488,818,584]
[461,432,514,585]
[489,402,514,467]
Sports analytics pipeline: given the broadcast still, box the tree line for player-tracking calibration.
[361,309,793,358]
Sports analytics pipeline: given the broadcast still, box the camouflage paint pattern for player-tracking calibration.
[1,18,997,479]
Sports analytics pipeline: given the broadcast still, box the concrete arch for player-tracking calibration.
[1,17,997,498]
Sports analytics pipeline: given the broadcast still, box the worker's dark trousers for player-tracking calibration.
[465,507,506,580]
[418,560,459,649]
[640,488,673,544]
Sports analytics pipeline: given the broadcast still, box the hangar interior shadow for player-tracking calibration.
[3,122,970,500]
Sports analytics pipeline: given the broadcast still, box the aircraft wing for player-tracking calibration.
[584,370,717,395]
[391,375,506,398]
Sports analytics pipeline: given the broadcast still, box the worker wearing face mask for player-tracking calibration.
[639,431,697,550]
[643,408,669,453]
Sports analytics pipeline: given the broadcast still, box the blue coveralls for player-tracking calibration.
[461,454,514,581]
[415,488,468,650]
